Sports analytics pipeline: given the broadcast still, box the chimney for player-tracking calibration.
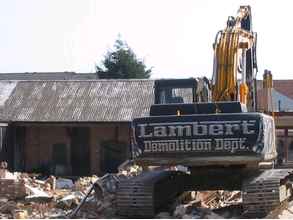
[263,69,273,113]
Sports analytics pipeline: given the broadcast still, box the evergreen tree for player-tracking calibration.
[96,38,151,79]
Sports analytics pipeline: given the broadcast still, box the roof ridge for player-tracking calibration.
[0,79,156,82]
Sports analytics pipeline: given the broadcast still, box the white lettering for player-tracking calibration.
[242,121,255,134]
[144,141,152,152]
[225,124,240,135]
[154,126,167,137]
[209,124,224,135]
[193,123,208,136]
[138,124,153,138]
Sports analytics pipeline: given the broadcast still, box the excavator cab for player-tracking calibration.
[150,78,247,117]
[154,78,197,105]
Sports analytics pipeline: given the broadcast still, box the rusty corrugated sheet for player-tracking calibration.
[1,80,155,122]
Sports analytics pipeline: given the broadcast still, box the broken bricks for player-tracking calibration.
[0,179,27,200]
[56,192,84,209]
[12,209,28,219]
[0,160,245,219]
[56,178,74,189]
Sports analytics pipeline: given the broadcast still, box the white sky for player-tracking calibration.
[1,0,293,79]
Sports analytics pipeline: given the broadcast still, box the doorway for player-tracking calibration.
[71,127,90,176]
[101,141,127,173]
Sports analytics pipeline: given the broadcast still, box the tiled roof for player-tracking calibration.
[273,80,293,100]
[257,79,293,112]
[257,79,293,99]
[0,80,154,122]
[257,88,293,112]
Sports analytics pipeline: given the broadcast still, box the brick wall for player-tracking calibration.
[25,126,70,172]
[89,123,130,175]
[23,123,130,176]
[0,179,27,199]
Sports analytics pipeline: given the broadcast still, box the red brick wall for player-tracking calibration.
[25,126,70,171]
[89,123,130,175]
[24,123,130,175]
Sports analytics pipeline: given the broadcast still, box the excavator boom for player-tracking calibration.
[212,6,257,111]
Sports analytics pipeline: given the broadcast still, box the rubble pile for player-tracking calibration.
[161,190,242,219]
[277,201,293,219]
[196,190,241,209]
[0,161,244,219]
[0,162,26,200]
[0,160,143,219]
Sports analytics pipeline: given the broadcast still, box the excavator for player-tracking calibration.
[116,6,293,217]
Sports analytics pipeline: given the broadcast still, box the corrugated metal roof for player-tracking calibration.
[1,80,154,122]
[0,81,17,107]
[3,79,293,122]
[0,81,17,118]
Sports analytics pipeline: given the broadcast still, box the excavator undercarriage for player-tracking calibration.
[117,168,293,218]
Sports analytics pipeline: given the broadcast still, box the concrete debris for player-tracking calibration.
[13,209,28,219]
[56,178,74,189]
[0,161,17,180]
[171,191,243,219]
[74,175,98,192]
[118,160,142,177]
[56,192,84,209]
[25,184,53,202]
[196,190,241,209]
[175,205,228,219]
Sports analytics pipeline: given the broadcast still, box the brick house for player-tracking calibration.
[0,80,154,176]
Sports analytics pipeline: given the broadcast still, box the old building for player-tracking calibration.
[0,80,154,176]
[257,80,293,164]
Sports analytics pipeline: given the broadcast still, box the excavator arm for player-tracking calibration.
[212,6,257,111]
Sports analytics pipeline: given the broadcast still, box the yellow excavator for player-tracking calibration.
[116,6,293,218]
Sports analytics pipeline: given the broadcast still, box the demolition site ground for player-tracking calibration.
[0,162,293,219]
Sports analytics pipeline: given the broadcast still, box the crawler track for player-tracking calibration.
[242,169,293,218]
[116,168,293,218]
[116,170,187,217]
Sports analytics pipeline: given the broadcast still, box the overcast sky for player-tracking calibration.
[1,0,293,79]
